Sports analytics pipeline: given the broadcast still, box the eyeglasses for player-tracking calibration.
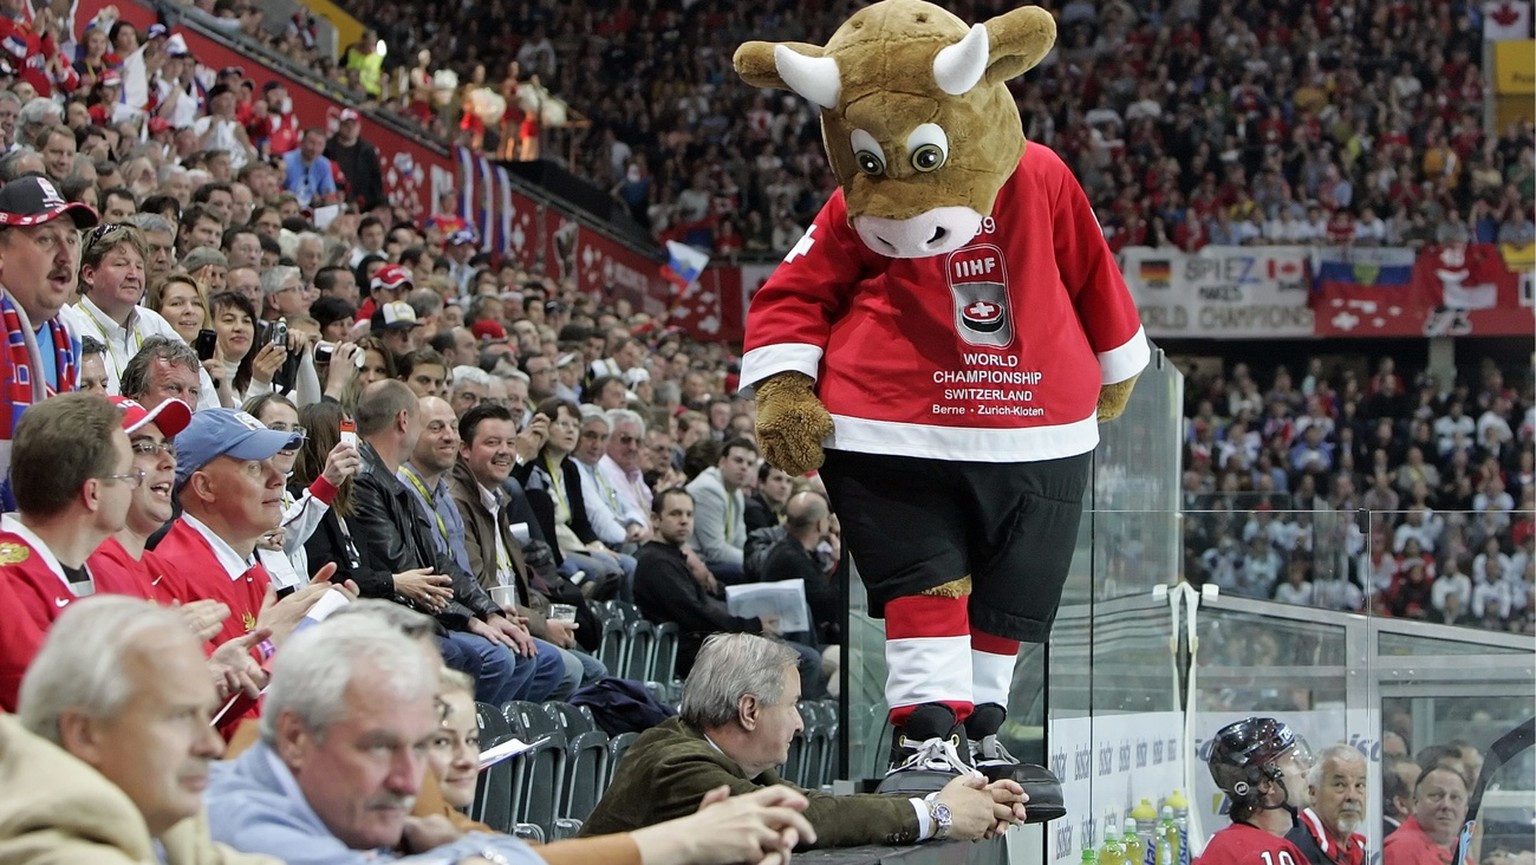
[99,467,145,489]
[614,434,640,445]
[266,424,307,438]
[131,440,177,459]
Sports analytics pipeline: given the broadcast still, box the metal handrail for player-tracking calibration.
[1199,589,1536,652]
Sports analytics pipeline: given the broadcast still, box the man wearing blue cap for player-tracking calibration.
[154,408,307,651]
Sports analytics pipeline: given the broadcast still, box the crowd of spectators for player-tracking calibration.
[1182,353,1535,634]
[290,0,1536,258]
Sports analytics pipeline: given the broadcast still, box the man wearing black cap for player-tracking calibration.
[195,82,256,170]
[371,300,424,364]
[325,108,384,212]
[0,175,98,508]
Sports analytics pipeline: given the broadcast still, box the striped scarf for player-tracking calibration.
[0,291,76,440]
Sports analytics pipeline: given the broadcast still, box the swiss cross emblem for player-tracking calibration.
[965,300,999,322]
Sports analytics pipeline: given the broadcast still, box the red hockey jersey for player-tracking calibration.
[154,516,270,649]
[1197,821,1311,865]
[0,525,92,710]
[740,143,1148,463]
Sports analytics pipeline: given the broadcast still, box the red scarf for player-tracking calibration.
[1,292,76,441]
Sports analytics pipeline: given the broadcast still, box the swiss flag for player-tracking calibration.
[1484,0,1531,39]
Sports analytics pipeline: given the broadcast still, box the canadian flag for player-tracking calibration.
[1484,0,1531,40]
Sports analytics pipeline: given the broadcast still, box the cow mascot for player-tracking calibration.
[733,0,1148,807]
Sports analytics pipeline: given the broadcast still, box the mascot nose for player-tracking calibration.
[856,207,980,259]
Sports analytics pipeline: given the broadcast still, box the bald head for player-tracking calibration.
[785,491,830,541]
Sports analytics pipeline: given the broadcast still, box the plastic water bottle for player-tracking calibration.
[1123,817,1146,865]
[1082,847,1100,865]
[1167,790,1191,865]
[1100,816,1125,865]
[1158,806,1180,865]
[1131,798,1158,865]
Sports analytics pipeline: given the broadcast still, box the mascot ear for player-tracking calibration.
[982,5,1057,84]
[734,41,841,110]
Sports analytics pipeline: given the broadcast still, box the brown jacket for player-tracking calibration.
[582,716,921,848]
[448,461,554,639]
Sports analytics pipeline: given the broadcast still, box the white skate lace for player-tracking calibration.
[889,734,972,775]
[971,733,1019,765]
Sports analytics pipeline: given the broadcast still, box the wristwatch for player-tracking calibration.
[928,800,953,840]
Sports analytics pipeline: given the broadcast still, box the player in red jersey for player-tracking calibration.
[1197,717,1315,865]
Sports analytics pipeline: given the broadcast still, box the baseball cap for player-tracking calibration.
[111,396,192,437]
[555,352,580,369]
[339,108,361,122]
[370,263,413,293]
[219,65,245,78]
[146,24,169,39]
[148,117,171,134]
[470,319,507,341]
[371,301,422,331]
[174,409,303,487]
[99,69,122,87]
[448,229,478,246]
[0,176,99,229]
[166,41,190,57]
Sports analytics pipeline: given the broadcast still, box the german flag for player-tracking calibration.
[1139,259,1172,289]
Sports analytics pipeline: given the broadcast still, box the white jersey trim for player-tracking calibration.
[739,342,823,395]
[827,412,1100,462]
[886,636,972,708]
[1098,324,1151,385]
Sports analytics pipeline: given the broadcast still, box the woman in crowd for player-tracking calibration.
[513,397,631,599]
[148,272,210,345]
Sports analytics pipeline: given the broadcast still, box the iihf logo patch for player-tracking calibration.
[946,244,1013,348]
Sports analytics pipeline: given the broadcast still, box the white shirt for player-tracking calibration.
[59,299,223,410]
[180,512,255,579]
[478,482,520,597]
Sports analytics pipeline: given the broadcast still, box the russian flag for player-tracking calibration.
[1313,247,1416,289]
[661,240,709,290]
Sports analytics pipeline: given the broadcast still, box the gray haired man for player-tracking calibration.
[582,632,1029,847]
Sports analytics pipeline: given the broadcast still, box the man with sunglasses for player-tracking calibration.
[60,222,189,395]
[0,393,139,710]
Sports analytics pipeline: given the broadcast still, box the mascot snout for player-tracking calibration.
[854,206,983,258]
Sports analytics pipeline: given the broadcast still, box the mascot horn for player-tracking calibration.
[733,0,1148,810]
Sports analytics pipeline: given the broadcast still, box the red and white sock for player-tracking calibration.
[970,629,1019,709]
[883,593,973,726]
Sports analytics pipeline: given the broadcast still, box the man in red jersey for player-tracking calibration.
[87,396,191,602]
[0,393,136,710]
[1197,718,1314,865]
[154,408,302,648]
[1381,766,1470,865]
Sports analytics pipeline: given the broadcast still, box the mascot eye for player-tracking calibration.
[911,143,945,172]
[904,123,950,174]
[849,129,887,177]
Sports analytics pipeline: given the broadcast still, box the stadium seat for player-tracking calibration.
[607,731,639,787]
[651,621,680,683]
[563,729,611,821]
[472,702,522,833]
[515,731,568,835]
[597,617,627,672]
[623,619,657,680]
[543,701,597,736]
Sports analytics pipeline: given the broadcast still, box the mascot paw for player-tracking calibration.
[754,371,834,476]
[1096,375,1139,423]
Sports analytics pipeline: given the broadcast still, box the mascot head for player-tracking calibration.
[734,0,1056,259]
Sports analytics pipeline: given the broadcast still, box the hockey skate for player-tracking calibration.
[964,703,1066,823]
[875,703,974,794]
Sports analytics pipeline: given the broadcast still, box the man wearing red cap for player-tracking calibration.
[87,396,192,602]
[0,393,136,710]
[354,261,411,323]
[0,175,98,509]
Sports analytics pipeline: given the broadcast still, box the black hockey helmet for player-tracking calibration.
[1208,717,1312,806]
